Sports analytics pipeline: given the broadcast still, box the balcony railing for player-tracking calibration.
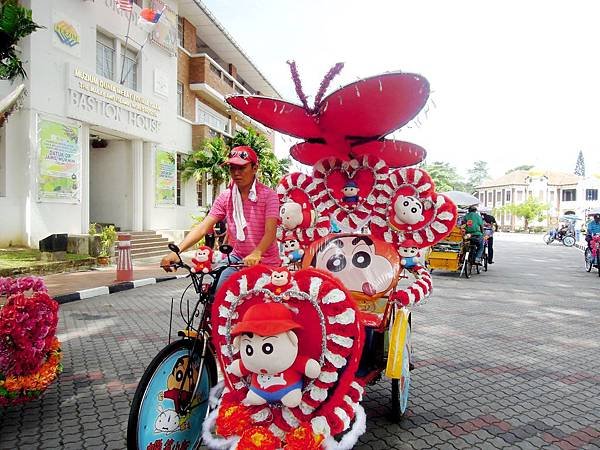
[188,53,252,98]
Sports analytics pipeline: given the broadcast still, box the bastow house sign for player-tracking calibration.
[66,63,162,141]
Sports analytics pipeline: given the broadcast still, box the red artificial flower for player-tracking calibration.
[215,404,253,438]
[284,424,325,450]
[237,426,280,450]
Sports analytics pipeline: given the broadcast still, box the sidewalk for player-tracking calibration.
[42,253,196,303]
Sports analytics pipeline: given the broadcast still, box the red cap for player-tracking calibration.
[224,146,258,166]
[231,303,302,336]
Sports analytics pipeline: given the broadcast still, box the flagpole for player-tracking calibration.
[120,7,133,85]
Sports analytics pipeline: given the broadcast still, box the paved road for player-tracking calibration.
[1,234,599,449]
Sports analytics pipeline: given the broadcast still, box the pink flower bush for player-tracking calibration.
[0,277,59,376]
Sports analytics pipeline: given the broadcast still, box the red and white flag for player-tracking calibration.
[116,0,133,12]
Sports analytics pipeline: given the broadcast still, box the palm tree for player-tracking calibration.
[232,127,290,188]
[181,137,229,202]
[0,0,42,80]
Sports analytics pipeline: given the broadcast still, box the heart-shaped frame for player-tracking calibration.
[371,168,457,247]
[276,172,331,247]
[210,265,365,440]
[312,155,388,231]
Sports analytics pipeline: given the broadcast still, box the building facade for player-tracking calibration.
[0,0,278,247]
[476,170,600,230]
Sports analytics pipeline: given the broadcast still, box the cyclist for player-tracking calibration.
[481,211,498,264]
[462,205,485,264]
[586,213,600,249]
[160,146,281,288]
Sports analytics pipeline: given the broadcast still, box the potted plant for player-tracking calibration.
[96,225,117,266]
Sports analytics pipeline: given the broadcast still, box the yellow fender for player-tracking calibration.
[385,308,410,379]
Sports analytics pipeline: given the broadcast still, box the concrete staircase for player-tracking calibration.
[114,231,173,260]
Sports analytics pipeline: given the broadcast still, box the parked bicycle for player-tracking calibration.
[127,243,243,450]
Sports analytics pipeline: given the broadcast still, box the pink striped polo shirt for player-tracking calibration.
[208,181,281,266]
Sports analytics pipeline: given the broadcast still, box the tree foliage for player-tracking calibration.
[505,164,533,174]
[497,196,548,230]
[181,136,229,201]
[574,150,585,176]
[0,0,42,79]
[419,161,464,192]
[465,160,490,192]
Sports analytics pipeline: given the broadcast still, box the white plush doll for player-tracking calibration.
[398,239,420,268]
[280,201,304,230]
[228,303,321,408]
[393,195,425,225]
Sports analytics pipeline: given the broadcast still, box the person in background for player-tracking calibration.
[586,213,600,249]
[462,205,485,264]
[160,146,281,289]
[481,211,498,264]
[214,219,227,247]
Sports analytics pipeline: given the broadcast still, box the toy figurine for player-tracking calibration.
[280,200,314,230]
[191,246,213,273]
[282,236,304,265]
[393,195,424,225]
[398,239,420,268]
[228,303,321,408]
[341,180,360,205]
[265,268,293,295]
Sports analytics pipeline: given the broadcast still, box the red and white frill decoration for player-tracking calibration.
[390,264,433,308]
[204,266,367,449]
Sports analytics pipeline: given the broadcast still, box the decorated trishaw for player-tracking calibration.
[127,63,457,450]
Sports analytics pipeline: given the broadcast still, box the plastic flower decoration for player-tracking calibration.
[215,403,253,438]
[237,426,280,450]
[284,424,325,450]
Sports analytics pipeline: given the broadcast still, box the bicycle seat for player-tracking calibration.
[303,233,400,328]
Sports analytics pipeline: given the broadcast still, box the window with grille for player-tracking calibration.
[506,190,511,202]
[562,189,576,201]
[196,101,228,133]
[496,191,501,202]
[197,178,204,207]
[96,32,114,80]
[487,192,492,203]
[586,189,598,201]
[177,16,184,47]
[122,47,137,90]
[176,153,184,206]
[177,82,183,116]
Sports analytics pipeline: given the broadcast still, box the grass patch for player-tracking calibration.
[0,247,92,270]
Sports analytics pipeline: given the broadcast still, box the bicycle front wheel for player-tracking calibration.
[127,338,217,450]
[585,248,593,272]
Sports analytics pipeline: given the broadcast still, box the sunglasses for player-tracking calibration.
[229,150,249,160]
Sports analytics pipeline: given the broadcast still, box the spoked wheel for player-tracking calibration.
[563,235,576,247]
[460,251,470,278]
[127,339,218,450]
[543,233,554,245]
[585,248,593,272]
[390,322,411,423]
[483,253,488,272]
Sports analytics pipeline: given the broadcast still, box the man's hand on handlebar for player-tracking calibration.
[243,249,262,267]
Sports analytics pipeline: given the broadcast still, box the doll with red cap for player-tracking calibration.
[228,303,321,408]
[398,239,420,269]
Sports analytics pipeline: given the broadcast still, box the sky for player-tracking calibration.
[201,0,600,179]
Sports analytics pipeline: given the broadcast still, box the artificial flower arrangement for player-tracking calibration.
[0,276,62,406]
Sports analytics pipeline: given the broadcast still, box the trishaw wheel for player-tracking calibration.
[585,249,593,272]
[127,339,217,450]
[460,251,470,278]
[390,324,411,423]
[483,254,488,272]
[563,236,576,247]
[543,233,553,245]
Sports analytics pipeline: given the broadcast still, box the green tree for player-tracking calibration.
[419,161,464,192]
[0,0,42,79]
[465,160,490,192]
[498,196,548,230]
[181,136,229,201]
[574,150,585,176]
[505,164,533,174]
[232,127,289,188]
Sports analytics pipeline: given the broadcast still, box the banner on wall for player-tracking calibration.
[37,117,81,203]
[150,0,177,56]
[155,148,176,206]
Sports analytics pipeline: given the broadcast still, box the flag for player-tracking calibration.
[116,0,133,12]
[137,7,165,32]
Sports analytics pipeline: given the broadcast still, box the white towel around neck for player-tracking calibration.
[231,179,257,241]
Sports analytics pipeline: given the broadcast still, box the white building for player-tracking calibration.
[476,169,600,230]
[0,0,278,248]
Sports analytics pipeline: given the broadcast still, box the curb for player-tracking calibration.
[54,274,189,304]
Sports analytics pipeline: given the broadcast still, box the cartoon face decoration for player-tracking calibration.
[280,201,304,230]
[167,355,199,393]
[393,195,424,225]
[307,235,399,300]
[283,237,301,253]
[270,268,291,287]
[342,181,360,199]
[398,246,419,258]
[235,330,299,375]
[195,247,211,262]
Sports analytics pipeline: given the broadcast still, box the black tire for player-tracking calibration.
[585,248,593,272]
[391,378,401,423]
[483,253,488,272]
[543,233,553,245]
[127,339,218,450]
[390,322,411,423]
[597,255,600,277]
[563,235,576,247]
[461,251,470,278]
